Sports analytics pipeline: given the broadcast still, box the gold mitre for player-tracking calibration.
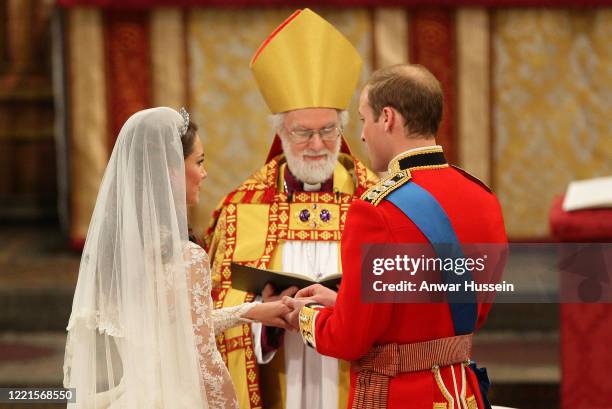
[250,9,362,113]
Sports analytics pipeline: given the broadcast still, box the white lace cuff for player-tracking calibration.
[212,302,257,335]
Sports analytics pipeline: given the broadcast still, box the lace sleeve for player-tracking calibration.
[212,302,257,335]
[184,242,239,409]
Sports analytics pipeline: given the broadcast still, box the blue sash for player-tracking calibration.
[386,181,477,335]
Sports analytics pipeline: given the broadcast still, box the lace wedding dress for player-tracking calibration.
[63,241,254,409]
[63,108,256,409]
[185,241,255,409]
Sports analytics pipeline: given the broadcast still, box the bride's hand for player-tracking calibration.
[243,301,292,329]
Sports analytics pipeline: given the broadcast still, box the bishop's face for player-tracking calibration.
[281,108,341,184]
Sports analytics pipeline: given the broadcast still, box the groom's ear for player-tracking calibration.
[381,106,396,133]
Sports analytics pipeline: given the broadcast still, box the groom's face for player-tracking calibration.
[359,88,390,173]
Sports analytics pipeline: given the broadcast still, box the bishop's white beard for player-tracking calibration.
[281,137,341,185]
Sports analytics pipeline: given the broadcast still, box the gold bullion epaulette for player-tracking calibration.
[361,170,412,206]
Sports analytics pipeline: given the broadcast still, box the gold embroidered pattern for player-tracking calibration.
[235,158,280,193]
[205,155,376,409]
[225,334,245,353]
[361,170,412,206]
[466,395,477,409]
[299,306,320,349]
[252,201,282,270]
[255,192,353,270]
[354,156,379,193]
[211,204,263,409]
[240,312,261,408]
[216,204,237,304]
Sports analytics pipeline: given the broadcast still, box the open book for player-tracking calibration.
[230,262,341,294]
[562,176,612,211]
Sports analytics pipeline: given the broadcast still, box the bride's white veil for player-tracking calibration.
[63,107,208,408]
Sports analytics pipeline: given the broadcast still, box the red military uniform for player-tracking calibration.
[299,146,507,409]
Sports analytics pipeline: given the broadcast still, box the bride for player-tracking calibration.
[63,107,291,408]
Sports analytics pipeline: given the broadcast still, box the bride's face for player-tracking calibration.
[185,135,207,206]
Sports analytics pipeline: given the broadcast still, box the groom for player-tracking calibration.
[285,64,508,408]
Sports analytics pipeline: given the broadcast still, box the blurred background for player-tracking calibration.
[0,0,610,408]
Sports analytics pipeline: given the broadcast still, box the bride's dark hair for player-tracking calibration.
[181,120,203,246]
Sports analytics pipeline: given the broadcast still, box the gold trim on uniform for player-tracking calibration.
[406,164,450,172]
[299,306,320,349]
[361,170,412,206]
[466,395,477,409]
[388,146,445,173]
[432,365,455,409]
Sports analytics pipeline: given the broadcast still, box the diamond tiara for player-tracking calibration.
[178,107,190,137]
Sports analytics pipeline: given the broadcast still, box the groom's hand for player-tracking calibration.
[295,284,337,307]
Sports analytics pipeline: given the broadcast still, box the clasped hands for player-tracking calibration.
[244,283,337,331]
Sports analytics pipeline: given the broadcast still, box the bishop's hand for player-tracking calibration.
[262,283,299,302]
